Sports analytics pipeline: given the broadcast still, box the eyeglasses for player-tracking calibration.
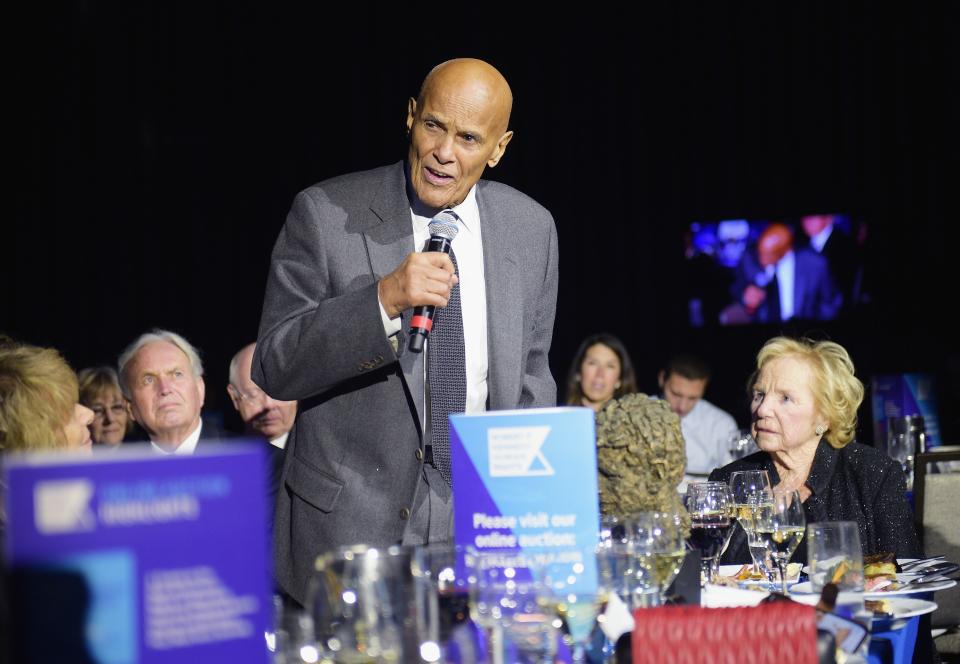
[232,385,267,404]
[91,403,127,420]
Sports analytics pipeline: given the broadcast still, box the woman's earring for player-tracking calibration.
[815,425,825,436]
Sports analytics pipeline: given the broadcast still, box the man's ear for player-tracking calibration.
[406,97,417,136]
[227,384,241,412]
[486,130,514,168]
[124,398,138,424]
[657,370,666,390]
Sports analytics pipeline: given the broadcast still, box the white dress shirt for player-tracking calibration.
[678,398,739,493]
[270,431,289,450]
[150,420,202,455]
[378,185,489,423]
[757,250,797,321]
[774,250,796,321]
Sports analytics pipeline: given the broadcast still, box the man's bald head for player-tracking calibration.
[406,58,515,211]
[227,342,297,442]
[758,222,794,267]
[418,59,513,134]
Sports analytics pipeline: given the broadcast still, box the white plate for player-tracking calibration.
[791,575,956,598]
[791,595,938,624]
[869,597,938,623]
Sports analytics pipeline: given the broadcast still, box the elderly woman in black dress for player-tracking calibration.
[711,336,920,564]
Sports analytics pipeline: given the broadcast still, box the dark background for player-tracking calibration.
[7,3,959,442]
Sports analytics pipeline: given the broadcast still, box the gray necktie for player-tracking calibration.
[428,210,466,486]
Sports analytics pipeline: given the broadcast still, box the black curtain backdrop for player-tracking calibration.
[7,3,960,441]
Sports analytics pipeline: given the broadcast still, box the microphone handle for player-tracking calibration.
[407,234,454,353]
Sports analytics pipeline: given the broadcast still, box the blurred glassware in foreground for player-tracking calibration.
[308,545,431,663]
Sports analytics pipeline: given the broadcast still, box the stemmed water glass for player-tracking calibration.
[753,489,806,594]
[628,512,686,606]
[686,482,734,585]
[538,551,602,664]
[728,470,773,579]
[468,549,558,664]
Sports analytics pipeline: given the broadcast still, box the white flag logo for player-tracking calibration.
[487,426,554,477]
[34,479,96,534]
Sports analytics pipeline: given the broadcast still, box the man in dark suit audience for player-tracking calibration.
[119,329,210,454]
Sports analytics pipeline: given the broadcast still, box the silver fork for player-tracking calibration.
[899,555,946,571]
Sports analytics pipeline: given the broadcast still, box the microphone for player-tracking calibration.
[408,210,460,353]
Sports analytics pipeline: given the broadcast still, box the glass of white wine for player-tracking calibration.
[754,489,806,595]
[629,511,687,606]
[728,470,773,579]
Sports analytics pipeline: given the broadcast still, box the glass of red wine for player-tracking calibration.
[686,481,735,585]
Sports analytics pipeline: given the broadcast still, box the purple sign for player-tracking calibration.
[4,442,271,664]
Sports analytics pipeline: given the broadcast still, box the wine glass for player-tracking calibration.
[538,550,602,664]
[467,549,557,664]
[754,489,806,594]
[728,470,773,579]
[686,482,734,585]
[414,544,473,660]
[628,512,686,606]
[308,545,426,662]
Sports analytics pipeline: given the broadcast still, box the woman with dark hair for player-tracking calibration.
[564,333,637,412]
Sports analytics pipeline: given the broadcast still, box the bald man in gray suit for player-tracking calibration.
[253,59,559,604]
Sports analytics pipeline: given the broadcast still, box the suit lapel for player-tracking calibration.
[364,163,425,429]
[478,182,522,410]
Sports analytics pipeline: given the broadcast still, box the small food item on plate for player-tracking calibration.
[865,576,896,592]
[829,559,851,584]
[729,562,801,582]
[865,598,893,615]
[733,564,761,581]
[864,552,897,580]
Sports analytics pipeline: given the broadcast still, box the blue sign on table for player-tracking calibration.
[450,406,599,555]
[4,442,271,664]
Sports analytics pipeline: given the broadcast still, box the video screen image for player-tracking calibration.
[683,214,867,327]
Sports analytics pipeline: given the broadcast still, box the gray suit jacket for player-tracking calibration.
[253,161,559,603]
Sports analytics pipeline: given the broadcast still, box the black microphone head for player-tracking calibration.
[428,210,460,242]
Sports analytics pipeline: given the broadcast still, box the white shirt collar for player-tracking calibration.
[411,185,480,238]
[810,224,833,253]
[270,432,289,450]
[151,420,203,455]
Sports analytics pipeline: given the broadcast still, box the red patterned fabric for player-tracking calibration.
[631,603,818,664]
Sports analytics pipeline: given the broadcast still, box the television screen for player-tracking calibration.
[683,214,867,327]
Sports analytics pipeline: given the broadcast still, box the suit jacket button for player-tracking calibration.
[399,507,411,520]
[415,448,423,461]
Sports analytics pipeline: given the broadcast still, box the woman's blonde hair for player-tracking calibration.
[753,337,864,448]
[0,340,79,452]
